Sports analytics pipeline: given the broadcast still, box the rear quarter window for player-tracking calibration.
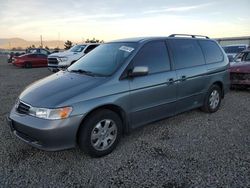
[199,40,224,64]
[169,39,205,69]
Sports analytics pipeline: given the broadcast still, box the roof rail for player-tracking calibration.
[169,34,209,39]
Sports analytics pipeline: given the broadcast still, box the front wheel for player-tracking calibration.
[78,109,122,157]
[201,85,222,113]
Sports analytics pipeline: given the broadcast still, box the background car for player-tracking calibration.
[8,51,25,63]
[12,53,48,68]
[8,48,50,64]
[230,49,250,88]
[222,44,249,62]
[48,43,99,72]
[26,48,51,55]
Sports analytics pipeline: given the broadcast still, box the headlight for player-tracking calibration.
[58,57,68,62]
[29,106,72,120]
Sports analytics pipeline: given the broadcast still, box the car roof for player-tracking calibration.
[109,36,211,43]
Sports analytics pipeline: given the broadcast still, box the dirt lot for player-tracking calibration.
[0,57,249,187]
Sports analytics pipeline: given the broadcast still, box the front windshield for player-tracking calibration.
[223,46,246,54]
[68,42,138,76]
[70,45,86,52]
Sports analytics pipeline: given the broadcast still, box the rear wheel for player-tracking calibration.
[24,62,32,68]
[78,109,122,157]
[201,85,222,113]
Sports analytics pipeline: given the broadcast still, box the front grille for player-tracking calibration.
[16,101,30,114]
[48,57,58,65]
[231,73,250,81]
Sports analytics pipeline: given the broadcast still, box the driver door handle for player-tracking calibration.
[180,75,187,81]
[166,78,175,85]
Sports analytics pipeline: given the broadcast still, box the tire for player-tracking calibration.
[24,62,32,68]
[201,84,222,113]
[78,109,122,157]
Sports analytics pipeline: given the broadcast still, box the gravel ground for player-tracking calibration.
[0,57,249,187]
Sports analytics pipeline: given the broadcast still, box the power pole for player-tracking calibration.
[40,35,43,48]
[58,32,60,49]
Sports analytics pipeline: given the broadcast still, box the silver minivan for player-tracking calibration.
[8,34,230,157]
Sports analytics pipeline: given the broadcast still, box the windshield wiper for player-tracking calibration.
[69,69,97,76]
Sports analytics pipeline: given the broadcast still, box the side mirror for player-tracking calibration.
[129,66,149,77]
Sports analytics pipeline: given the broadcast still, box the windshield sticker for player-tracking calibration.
[119,46,134,53]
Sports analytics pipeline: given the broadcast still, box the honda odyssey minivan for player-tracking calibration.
[8,34,230,157]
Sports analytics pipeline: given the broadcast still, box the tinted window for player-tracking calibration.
[170,39,205,69]
[132,41,170,74]
[199,40,223,64]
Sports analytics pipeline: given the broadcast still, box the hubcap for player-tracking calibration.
[209,90,220,109]
[91,119,117,151]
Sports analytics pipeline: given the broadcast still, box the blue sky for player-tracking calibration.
[0,0,249,41]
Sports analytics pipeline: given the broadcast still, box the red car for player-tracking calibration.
[12,53,48,68]
[230,50,250,88]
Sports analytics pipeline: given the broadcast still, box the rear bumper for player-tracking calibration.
[8,108,83,151]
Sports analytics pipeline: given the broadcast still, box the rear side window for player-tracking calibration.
[169,39,205,69]
[132,41,170,74]
[199,40,223,64]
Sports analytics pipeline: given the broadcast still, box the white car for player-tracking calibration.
[48,44,99,72]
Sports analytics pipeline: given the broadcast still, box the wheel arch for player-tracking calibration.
[76,104,129,142]
[212,81,224,98]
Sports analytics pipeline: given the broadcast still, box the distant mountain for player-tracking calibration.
[0,38,65,49]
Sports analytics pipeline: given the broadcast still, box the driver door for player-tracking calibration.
[128,41,177,128]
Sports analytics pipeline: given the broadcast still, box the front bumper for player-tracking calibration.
[231,79,250,86]
[230,72,250,86]
[8,107,83,151]
[48,64,67,72]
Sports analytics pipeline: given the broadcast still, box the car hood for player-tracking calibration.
[230,61,250,73]
[48,51,81,58]
[19,71,106,108]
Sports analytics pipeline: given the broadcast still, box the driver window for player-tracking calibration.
[131,41,171,74]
